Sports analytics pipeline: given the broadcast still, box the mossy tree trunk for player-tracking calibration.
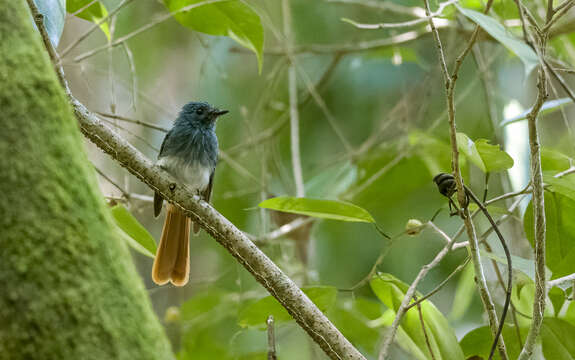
[0,1,173,359]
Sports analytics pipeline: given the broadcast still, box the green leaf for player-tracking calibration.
[67,0,110,39]
[457,132,485,172]
[456,133,513,173]
[544,172,575,202]
[460,324,526,359]
[475,139,514,172]
[33,0,66,47]
[549,286,566,316]
[164,0,264,72]
[259,197,375,223]
[111,204,157,257]
[542,147,574,172]
[565,300,575,326]
[541,318,575,360]
[449,263,474,321]
[456,5,539,76]
[524,192,575,279]
[370,273,465,360]
[501,98,573,127]
[238,286,337,328]
[511,282,554,328]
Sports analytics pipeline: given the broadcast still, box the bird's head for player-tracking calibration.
[179,102,228,128]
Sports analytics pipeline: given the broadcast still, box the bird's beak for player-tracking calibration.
[211,109,229,117]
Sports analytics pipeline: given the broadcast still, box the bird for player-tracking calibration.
[151,102,228,286]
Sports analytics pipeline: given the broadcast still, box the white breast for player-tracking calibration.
[157,156,211,193]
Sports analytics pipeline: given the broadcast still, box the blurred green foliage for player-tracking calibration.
[53,0,575,358]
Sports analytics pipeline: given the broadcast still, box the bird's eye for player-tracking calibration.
[196,108,204,115]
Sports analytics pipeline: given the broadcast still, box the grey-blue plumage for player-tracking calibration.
[152,102,227,286]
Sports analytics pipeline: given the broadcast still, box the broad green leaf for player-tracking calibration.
[238,286,337,328]
[67,0,110,39]
[501,98,573,127]
[542,147,574,172]
[460,324,526,359]
[164,0,264,71]
[456,5,539,76]
[456,133,513,173]
[111,204,157,257]
[524,192,575,279]
[370,273,465,360]
[549,286,566,316]
[305,161,357,198]
[475,139,514,172]
[544,172,575,202]
[449,262,474,321]
[541,318,575,360]
[259,197,375,223]
[457,132,485,172]
[116,230,154,258]
[565,301,575,326]
[34,0,66,47]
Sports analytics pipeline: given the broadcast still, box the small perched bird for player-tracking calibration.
[152,102,228,286]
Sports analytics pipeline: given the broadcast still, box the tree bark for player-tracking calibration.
[0,1,173,359]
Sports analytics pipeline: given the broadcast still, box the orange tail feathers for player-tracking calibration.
[152,204,191,286]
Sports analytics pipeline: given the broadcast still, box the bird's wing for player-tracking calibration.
[158,129,173,158]
[202,169,215,203]
[154,129,174,217]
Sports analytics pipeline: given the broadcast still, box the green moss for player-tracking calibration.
[0,2,173,359]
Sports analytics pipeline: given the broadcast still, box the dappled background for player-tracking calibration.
[56,0,575,358]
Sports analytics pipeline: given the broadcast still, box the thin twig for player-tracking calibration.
[406,257,470,311]
[414,296,437,360]
[70,0,98,16]
[267,315,277,360]
[518,11,550,360]
[60,0,137,58]
[343,0,457,30]
[94,166,130,200]
[97,112,169,132]
[251,217,315,244]
[283,0,305,198]
[548,273,575,288]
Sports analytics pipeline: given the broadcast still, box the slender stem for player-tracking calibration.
[60,0,137,58]
[343,0,457,30]
[267,315,277,360]
[465,187,512,360]
[283,0,305,197]
[415,296,437,360]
